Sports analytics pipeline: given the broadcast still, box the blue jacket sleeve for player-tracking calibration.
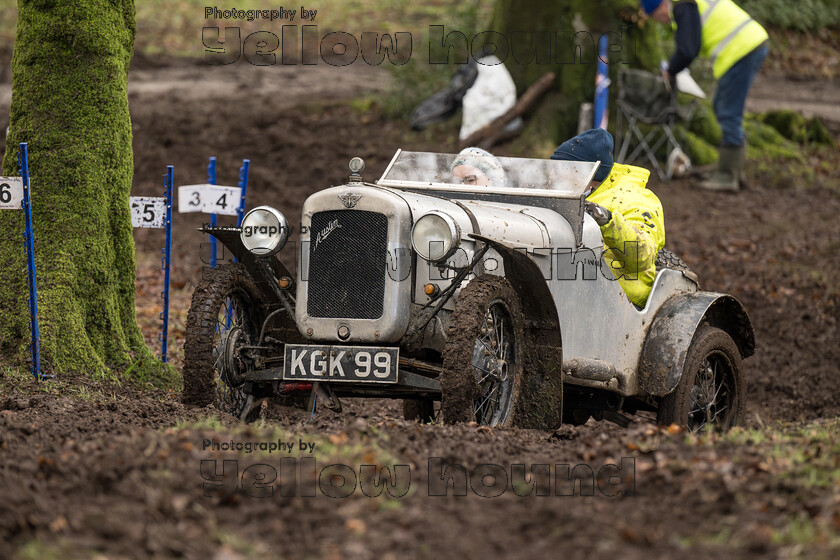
[668,0,701,75]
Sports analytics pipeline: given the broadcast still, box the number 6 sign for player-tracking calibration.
[1,145,43,380]
[0,177,24,209]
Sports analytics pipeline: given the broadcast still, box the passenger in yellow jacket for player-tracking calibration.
[551,128,665,307]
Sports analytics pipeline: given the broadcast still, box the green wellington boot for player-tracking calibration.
[698,145,742,192]
[735,145,748,188]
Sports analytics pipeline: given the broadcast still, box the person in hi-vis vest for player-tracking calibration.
[642,0,769,192]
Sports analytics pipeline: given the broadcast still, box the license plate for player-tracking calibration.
[283,345,399,383]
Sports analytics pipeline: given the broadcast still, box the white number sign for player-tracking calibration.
[129,196,167,228]
[0,177,24,210]
[178,184,241,216]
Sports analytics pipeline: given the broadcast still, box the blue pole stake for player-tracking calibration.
[19,143,42,380]
[221,159,251,330]
[207,157,217,268]
[159,166,174,363]
[594,34,610,130]
[236,159,250,228]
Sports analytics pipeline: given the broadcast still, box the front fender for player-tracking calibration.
[201,226,296,302]
[638,291,755,397]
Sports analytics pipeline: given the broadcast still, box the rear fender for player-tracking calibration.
[638,292,754,397]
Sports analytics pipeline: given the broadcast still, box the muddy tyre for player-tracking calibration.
[441,276,524,426]
[183,264,263,418]
[657,325,745,432]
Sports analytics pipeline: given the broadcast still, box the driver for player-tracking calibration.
[451,146,506,187]
[550,128,665,307]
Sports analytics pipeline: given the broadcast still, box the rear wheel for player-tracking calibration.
[657,325,745,432]
[183,264,263,419]
[441,276,524,426]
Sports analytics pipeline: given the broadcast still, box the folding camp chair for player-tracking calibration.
[614,68,702,181]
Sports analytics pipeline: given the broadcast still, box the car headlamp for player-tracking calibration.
[411,211,461,262]
[240,206,290,256]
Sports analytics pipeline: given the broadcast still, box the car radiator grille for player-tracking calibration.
[307,210,388,319]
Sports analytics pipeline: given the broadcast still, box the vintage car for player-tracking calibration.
[182,150,755,431]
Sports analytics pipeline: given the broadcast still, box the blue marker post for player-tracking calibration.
[18,143,42,380]
[207,157,217,268]
[236,159,250,227]
[594,34,610,130]
[159,166,174,363]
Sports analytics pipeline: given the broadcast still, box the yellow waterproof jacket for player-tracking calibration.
[587,163,665,307]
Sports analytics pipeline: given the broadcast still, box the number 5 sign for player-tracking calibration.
[129,196,167,228]
[130,168,175,362]
[0,177,24,209]
[177,184,241,216]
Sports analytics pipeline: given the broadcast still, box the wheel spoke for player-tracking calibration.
[710,405,727,422]
[476,336,496,357]
[497,313,505,359]
[475,366,498,384]
[711,361,726,403]
[490,308,501,353]
[475,383,500,420]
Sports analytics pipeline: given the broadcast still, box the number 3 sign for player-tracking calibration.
[177,184,242,216]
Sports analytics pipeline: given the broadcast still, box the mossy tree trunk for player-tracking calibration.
[491,0,662,144]
[0,0,162,379]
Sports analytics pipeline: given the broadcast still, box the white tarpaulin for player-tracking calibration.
[459,55,518,141]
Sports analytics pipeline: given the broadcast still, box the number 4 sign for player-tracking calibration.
[0,177,24,209]
[177,184,241,216]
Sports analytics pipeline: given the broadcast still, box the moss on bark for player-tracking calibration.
[491,0,663,144]
[0,0,169,383]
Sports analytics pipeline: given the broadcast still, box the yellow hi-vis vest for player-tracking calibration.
[679,0,768,79]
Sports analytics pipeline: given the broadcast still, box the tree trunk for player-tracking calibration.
[490,0,662,144]
[0,0,163,380]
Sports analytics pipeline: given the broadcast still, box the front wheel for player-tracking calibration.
[440,276,524,427]
[183,264,264,419]
[657,325,745,432]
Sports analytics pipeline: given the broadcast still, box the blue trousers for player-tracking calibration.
[713,42,769,147]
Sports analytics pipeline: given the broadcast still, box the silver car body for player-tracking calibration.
[292,150,751,399]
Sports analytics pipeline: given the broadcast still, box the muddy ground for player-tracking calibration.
[1,52,840,559]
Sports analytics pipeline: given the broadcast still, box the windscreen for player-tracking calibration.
[377,150,598,197]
